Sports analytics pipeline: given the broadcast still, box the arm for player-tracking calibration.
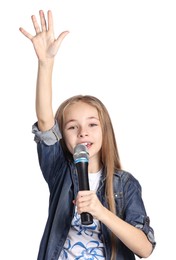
[19,10,69,131]
[76,190,153,258]
[99,206,153,258]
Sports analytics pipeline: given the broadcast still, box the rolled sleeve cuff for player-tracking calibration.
[135,216,156,249]
[32,121,62,145]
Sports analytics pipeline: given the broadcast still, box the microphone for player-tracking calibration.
[73,144,93,225]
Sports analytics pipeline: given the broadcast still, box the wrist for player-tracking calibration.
[38,58,54,68]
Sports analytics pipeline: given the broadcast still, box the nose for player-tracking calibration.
[78,126,88,137]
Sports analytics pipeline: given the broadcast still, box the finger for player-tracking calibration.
[31,14,40,34]
[39,10,47,32]
[57,31,70,42]
[77,190,94,197]
[53,31,69,51]
[19,27,33,40]
[47,10,54,32]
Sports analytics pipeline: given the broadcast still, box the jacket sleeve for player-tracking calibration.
[32,121,65,190]
[32,121,62,145]
[123,172,156,250]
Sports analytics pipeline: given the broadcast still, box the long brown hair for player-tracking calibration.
[55,95,122,259]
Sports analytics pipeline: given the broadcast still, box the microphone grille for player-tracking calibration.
[73,144,89,161]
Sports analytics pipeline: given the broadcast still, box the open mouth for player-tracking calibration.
[82,142,92,149]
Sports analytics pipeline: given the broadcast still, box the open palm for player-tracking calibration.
[19,10,69,61]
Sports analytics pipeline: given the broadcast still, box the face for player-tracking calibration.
[63,101,103,165]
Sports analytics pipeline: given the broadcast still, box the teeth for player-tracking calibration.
[82,142,91,146]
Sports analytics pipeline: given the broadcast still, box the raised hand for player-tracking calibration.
[19,10,69,62]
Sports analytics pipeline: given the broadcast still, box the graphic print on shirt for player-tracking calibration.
[59,209,105,259]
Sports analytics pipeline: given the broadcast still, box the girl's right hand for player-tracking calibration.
[19,10,69,62]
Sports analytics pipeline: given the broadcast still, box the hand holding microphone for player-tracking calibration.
[73,144,93,225]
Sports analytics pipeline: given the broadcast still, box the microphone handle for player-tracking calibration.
[81,212,93,225]
[76,162,93,225]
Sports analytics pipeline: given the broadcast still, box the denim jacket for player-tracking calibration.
[32,122,156,260]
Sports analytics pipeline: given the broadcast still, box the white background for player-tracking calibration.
[0,0,175,259]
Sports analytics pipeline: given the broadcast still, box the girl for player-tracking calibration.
[19,10,156,260]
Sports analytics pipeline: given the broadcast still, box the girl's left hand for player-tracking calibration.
[74,190,106,220]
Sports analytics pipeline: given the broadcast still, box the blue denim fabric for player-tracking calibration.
[32,122,156,260]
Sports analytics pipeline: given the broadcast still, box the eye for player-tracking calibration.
[67,125,77,130]
[89,123,98,127]
[67,126,75,130]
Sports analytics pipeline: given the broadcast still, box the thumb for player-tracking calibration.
[56,31,69,47]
